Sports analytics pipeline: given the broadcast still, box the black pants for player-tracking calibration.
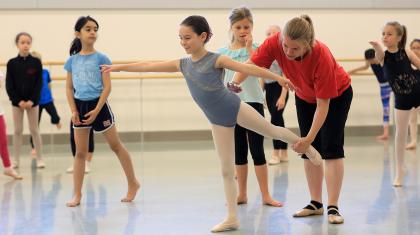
[296,86,353,160]
[30,102,61,148]
[70,121,95,156]
[235,102,266,166]
[265,82,288,150]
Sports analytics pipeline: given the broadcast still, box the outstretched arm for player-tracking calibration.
[101,60,180,73]
[230,59,254,85]
[369,41,385,64]
[216,55,295,91]
[347,61,370,75]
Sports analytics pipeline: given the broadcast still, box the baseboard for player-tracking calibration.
[7,125,400,145]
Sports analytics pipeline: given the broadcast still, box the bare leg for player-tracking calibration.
[102,125,140,202]
[66,128,90,207]
[255,164,283,207]
[304,159,324,203]
[236,102,322,165]
[235,164,248,204]
[325,159,344,206]
[210,124,239,233]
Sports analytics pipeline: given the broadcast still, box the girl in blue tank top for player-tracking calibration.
[101,15,322,233]
[370,22,420,187]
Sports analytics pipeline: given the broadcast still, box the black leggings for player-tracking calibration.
[235,102,266,166]
[70,121,95,157]
[265,82,288,150]
[30,102,61,148]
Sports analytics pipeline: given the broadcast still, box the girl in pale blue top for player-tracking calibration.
[64,16,139,207]
[218,7,281,208]
[102,15,321,233]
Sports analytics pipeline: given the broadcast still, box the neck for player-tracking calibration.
[19,52,29,57]
[80,44,95,54]
[191,48,208,61]
[387,45,399,53]
[230,40,246,49]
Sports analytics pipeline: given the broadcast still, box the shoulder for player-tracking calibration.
[96,51,111,63]
[217,46,229,54]
[7,57,18,66]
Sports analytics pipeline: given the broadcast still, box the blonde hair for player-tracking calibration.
[386,21,407,49]
[228,7,253,43]
[283,15,315,51]
[31,51,42,60]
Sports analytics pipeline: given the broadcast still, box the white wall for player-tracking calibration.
[0,9,419,134]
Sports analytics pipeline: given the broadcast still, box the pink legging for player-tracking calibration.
[0,115,11,168]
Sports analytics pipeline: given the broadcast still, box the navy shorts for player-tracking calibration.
[296,86,353,160]
[73,98,115,133]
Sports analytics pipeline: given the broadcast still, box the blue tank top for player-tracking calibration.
[180,52,241,127]
[370,63,387,84]
[383,49,420,95]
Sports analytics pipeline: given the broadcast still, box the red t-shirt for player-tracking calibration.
[251,32,351,103]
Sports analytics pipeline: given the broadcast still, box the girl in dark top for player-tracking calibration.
[406,38,420,150]
[6,32,45,169]
[348,48,391,140]
[370,22,420,187]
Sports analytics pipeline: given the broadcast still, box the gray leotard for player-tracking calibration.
[180,52,241,127]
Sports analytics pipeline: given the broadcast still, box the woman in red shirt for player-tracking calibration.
[232,15,352,224]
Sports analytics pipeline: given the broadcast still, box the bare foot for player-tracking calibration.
[376,134,389,140]
[237,195,248,205]
[66,195,82,207]
[4,168,23,180]
[121,181,140,202]
[263,197,283,207]
[406,142,417,150]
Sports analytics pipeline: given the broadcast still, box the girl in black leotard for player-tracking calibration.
[370,22,420,187]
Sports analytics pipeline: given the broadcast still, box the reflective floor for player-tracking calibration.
[0,137,419,235]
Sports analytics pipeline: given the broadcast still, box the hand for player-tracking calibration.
[278,77,296,92]
[82,109,99,125]
[227,82,242,93]
[276,97,286,110]
[368,41,381,48]
[100,64,120,73]
[245,34,253,50]
[18,101,26,109]
[292,137,312,154]
[71,111,81,125]
[26,100,34,109]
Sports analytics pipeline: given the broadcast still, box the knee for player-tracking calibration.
[221,167,235,179]
[252,155,266,166]
[109,141,123,153]
[75,151,87,160]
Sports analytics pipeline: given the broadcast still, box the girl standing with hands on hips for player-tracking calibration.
[64,16,140,207]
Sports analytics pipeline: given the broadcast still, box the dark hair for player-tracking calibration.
[15,32,32,44]
[180,15,213,44]
[411,38,420,47]
[385,21,406,49]
[364,48,375,60]
[69,16,99,55]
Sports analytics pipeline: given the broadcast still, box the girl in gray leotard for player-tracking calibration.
[101,15,321,233]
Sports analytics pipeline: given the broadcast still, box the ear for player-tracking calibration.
[199,32,208,42]
[74,31,80,38]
